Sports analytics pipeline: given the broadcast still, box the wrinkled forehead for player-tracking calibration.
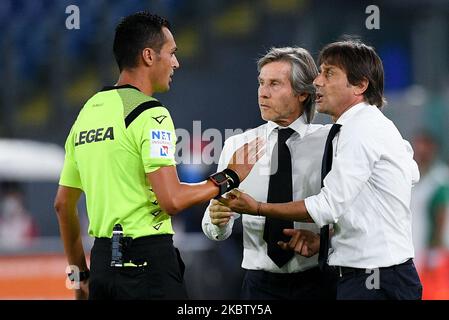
[259,60,291,78]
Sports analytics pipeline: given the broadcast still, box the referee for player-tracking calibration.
[54,12,261,300]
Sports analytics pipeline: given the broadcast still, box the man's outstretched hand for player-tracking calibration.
[219,189,259,215]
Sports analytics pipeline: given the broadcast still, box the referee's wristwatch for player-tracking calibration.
[67,269,90,282]
[208,169,240,199]
[208,172,229,199]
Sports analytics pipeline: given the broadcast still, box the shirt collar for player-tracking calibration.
[336,101,371,126]
[100,84,141,92]
[266,114,308,138]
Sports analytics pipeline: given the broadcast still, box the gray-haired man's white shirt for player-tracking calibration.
[202,115,330,273]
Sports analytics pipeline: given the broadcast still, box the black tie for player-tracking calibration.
[263,127,295,268]
[318,123,342,271]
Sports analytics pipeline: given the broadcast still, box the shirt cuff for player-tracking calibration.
[202,221,232,241]
[304,195,334,228]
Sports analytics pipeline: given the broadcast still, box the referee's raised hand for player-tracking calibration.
[226,136,266,182]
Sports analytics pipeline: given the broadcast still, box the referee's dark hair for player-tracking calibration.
[113,11,171,72]
[318,39,386,109]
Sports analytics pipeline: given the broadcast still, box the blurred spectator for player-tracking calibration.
[0,181,39,249]
[411,131,449,299]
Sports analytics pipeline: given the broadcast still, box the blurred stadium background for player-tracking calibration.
[1,0,449,299]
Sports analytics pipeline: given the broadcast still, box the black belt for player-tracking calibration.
[245,267,321,283]
[331,258,414,277]
[94,234,173,268]
[94,234,172,248]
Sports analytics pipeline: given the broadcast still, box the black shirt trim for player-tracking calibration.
[125,100,164,128]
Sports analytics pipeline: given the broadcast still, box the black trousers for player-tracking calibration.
[333,259,422,300]
[89,234,188,300]
[240,267,337,300]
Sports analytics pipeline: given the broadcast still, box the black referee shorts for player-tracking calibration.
[89,234,188,300]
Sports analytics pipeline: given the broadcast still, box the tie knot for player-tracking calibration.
[328,124,342,140]
[277,127,295,144]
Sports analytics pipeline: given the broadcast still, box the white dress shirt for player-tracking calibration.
[305,102,420,269]
[202,115,331,273]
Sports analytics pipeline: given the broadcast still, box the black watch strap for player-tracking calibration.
[223,169,240,189]
[214,182,228,200]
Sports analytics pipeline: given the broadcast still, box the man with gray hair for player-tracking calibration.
[202,47,334,299]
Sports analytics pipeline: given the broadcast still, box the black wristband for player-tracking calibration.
[223,168,240,190]
[67,269,90,282]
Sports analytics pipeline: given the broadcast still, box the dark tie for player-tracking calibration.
[318,123,342,271]
[263,127,295,268]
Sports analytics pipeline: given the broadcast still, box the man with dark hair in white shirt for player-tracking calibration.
[202,47,336,300]
[221,40,423,300]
